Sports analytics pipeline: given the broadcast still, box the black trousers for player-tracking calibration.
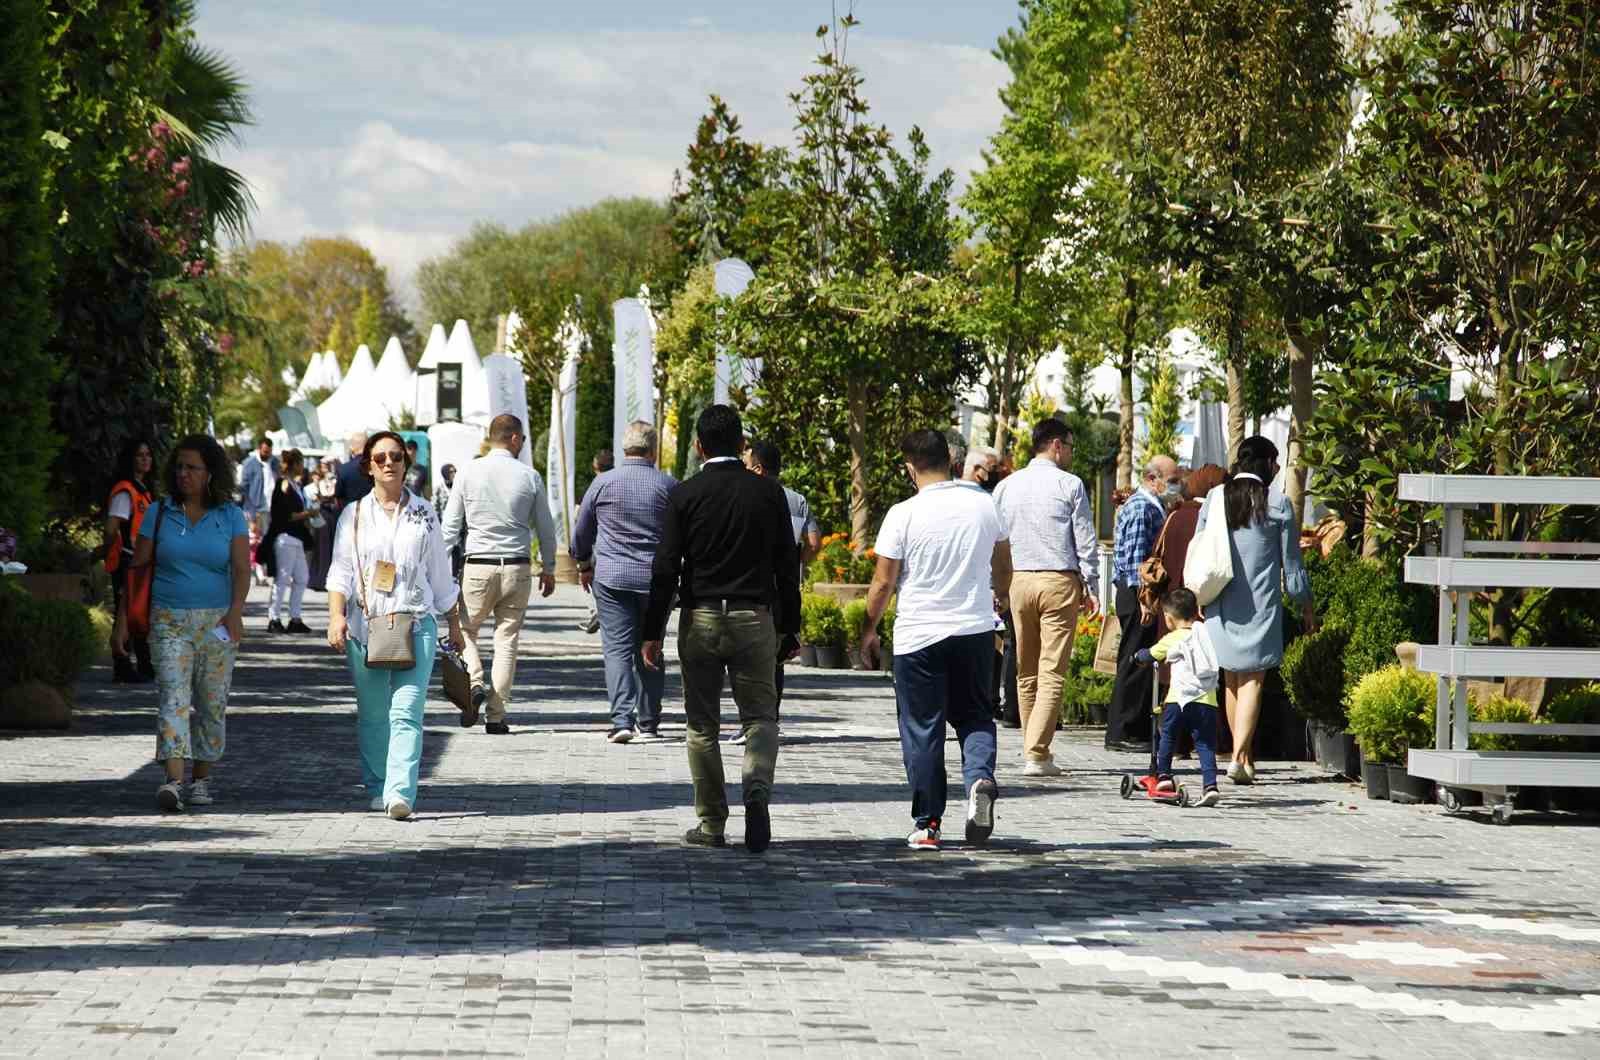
[1106,585,1158,745]
[991,612,1019,724]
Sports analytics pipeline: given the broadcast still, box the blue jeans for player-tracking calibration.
[593,582,664,732]
[1156,700,1219,791]
[346,615,437,808]
[893,631,997,828]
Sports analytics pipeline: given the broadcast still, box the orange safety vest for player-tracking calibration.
[104,480,153,574]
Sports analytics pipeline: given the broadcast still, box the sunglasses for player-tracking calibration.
[368,451,405,467]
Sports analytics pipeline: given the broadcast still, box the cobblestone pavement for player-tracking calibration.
[2,585,1598,1059]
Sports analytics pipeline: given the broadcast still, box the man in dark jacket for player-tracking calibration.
[642,405,800,854]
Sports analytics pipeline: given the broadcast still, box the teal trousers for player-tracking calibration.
[345,615,437,808]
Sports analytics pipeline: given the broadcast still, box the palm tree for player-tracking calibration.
[155,30,255,242]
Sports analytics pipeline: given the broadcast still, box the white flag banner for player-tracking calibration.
[712,258,756,406]
[546,333,581,547]
[611,298,655,457]
[482,353,533,468]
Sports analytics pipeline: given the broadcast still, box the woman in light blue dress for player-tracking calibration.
[1195,436,1317,783]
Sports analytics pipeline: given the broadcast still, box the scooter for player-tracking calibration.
[1116,660,1192,807]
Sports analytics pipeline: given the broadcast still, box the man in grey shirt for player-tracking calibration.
[442,414,558,734]
[572,422,677,742]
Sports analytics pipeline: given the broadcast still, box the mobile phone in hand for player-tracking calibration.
[212,625,231,644]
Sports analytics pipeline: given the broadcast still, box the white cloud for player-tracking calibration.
[202,11,1009,307]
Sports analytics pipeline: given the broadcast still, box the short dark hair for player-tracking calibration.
[900,429,951,475]
[405,440,418,452]
[489,414,523,443]
[281,447,305,474]
[696,404,743,458]
[593,448,614,472]
[363,431,412,477]
[1031,416,1072,454]
[749,439,782,477]
[164,434,235,509]
[1161,587,1200,622]
[255,436,273,450]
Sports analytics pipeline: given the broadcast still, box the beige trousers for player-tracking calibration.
[459,564,533,722]
[1009,570,1085,762]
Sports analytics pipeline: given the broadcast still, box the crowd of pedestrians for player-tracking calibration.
[104,407,1316,852]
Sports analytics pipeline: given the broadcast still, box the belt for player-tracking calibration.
[693,597,769,614]
[465,556,530,566]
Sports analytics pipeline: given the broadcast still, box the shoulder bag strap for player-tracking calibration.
[353,498,367,616]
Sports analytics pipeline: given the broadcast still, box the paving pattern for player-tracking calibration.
[2,584,1598,1058]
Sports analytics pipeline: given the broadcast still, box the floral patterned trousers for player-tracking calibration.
[151,606,238,762]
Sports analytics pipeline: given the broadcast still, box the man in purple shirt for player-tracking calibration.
[572,421,678,742]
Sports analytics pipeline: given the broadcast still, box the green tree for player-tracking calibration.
[0,0,59,541]
[1136,0,1348,463]
[666,96,776,286]
[962,0,1128,456]
[724,12,978,543]
[1139,353,1181,464]
[351,288,382,353]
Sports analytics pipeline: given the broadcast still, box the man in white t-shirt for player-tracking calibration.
[861,429,1013,853]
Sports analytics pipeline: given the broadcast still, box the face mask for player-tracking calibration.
[981,473,1000,493]
[1163,481,1183,500]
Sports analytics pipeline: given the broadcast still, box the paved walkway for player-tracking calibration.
[2,584,1598,1059]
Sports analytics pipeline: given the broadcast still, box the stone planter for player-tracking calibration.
[815,645,847,670]
[1386,764,1433,805]
[810,583,871,607]
[1309,722,1360,780]
[797,644,818,668]
[0,681,73,730]
[1361,756,1390,800]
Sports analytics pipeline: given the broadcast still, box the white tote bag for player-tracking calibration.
[1184,485,1235,607]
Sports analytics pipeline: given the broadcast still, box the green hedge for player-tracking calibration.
[1282,624,1351,727]
[0,580,99,688]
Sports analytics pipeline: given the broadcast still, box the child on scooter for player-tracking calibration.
[1135,588,1221,806]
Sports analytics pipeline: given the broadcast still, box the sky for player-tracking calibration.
[195,1,1022,306]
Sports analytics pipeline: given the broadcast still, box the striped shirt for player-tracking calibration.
[571,457,678,593]
[1113,488,1167,589]
[991,456,1101,597]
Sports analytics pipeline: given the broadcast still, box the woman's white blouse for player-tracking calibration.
[327,490,459,644]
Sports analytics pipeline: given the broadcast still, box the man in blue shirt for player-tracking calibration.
[572,422,677,742]
[1106,454,1182,752]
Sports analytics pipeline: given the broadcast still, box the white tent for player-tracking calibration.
[318,343,385,440]
[445,319,491,426]
[321,350,343,390]
[372,335,415,422]
[417,322,447,370]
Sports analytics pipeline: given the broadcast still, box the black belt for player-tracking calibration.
[692,597,768,614]
[465,556,530,566]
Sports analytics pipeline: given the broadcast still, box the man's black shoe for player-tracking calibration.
[682,825,727,848]
[1106,739,1153,754]
[485,721,510,735]
[744,798,771,854]
[286,618,314,634]
[266,619,286,634]
[470,685,488,709]
[1001,718,1022,729]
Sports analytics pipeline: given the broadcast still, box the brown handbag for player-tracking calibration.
[355,499,416,670]
[1136,510,1176,615]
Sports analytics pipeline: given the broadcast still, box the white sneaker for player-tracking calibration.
[608,727,634,744]
[187,779,214,805]
[1022,757,1064,777]
[157,781,185,813]
[906,823,941,851]
[386,798,412,820]
[368,795,385,812]
[727,730,748,745]
[965,779,997,846]
[1228,761,1251,785]
[633,729,665,743]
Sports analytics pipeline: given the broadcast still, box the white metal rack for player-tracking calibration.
[1399,474,1600,823]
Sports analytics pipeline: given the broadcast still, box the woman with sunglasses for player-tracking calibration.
[114,434,250,812]
[326,431,463,819]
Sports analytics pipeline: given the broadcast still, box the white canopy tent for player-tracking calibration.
[444,319,491,427]
[371,335,415,423]
[317,343,387,441]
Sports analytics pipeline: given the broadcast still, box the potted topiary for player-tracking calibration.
[842,600,870,669]
[1345,665,1435,802]
[798,594,830,667]
[803,595,848,669]
[1282,624,1358,778]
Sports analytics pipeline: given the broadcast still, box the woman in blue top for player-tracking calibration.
[115,435,250,812]
[1194,436,1318,784]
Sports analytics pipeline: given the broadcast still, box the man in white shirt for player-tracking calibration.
[861,429,1013,853]
[442,414,558,734]
[991,417,1102,776]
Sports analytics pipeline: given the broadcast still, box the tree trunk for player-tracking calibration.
[1487,311,1523,645]
[1285,323,1318,531]
[847,378,872,549]
[1116,273,1138,490]
[1225,288,1246,464]
[991,259,1026,458]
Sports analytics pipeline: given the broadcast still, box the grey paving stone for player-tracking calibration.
[2,584,1598,1058]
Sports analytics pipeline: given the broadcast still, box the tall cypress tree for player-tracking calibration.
[0,0,61,541]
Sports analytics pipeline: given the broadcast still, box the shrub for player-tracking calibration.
[1290,546,1435,702]
[842,599,870,644]
[1543,682,1600,751]
[1467,694,1535,752]
[1061,672,1115,725]
[807,532,876,585]
[800,593,846,649]
[1282,624,1351,727]
[0,579,98,688]
[880,605,896,650]
[1345,665,1435,765]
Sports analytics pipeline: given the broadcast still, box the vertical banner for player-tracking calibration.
[712,258,755,406]
[546,321,582,548]
[482,353,532,467]
[611,298,655,458]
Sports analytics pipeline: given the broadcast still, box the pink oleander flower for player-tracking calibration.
[171,157,191,177]
[151,121,171,141]
[187,259,207,278]
[218,333,236,354]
